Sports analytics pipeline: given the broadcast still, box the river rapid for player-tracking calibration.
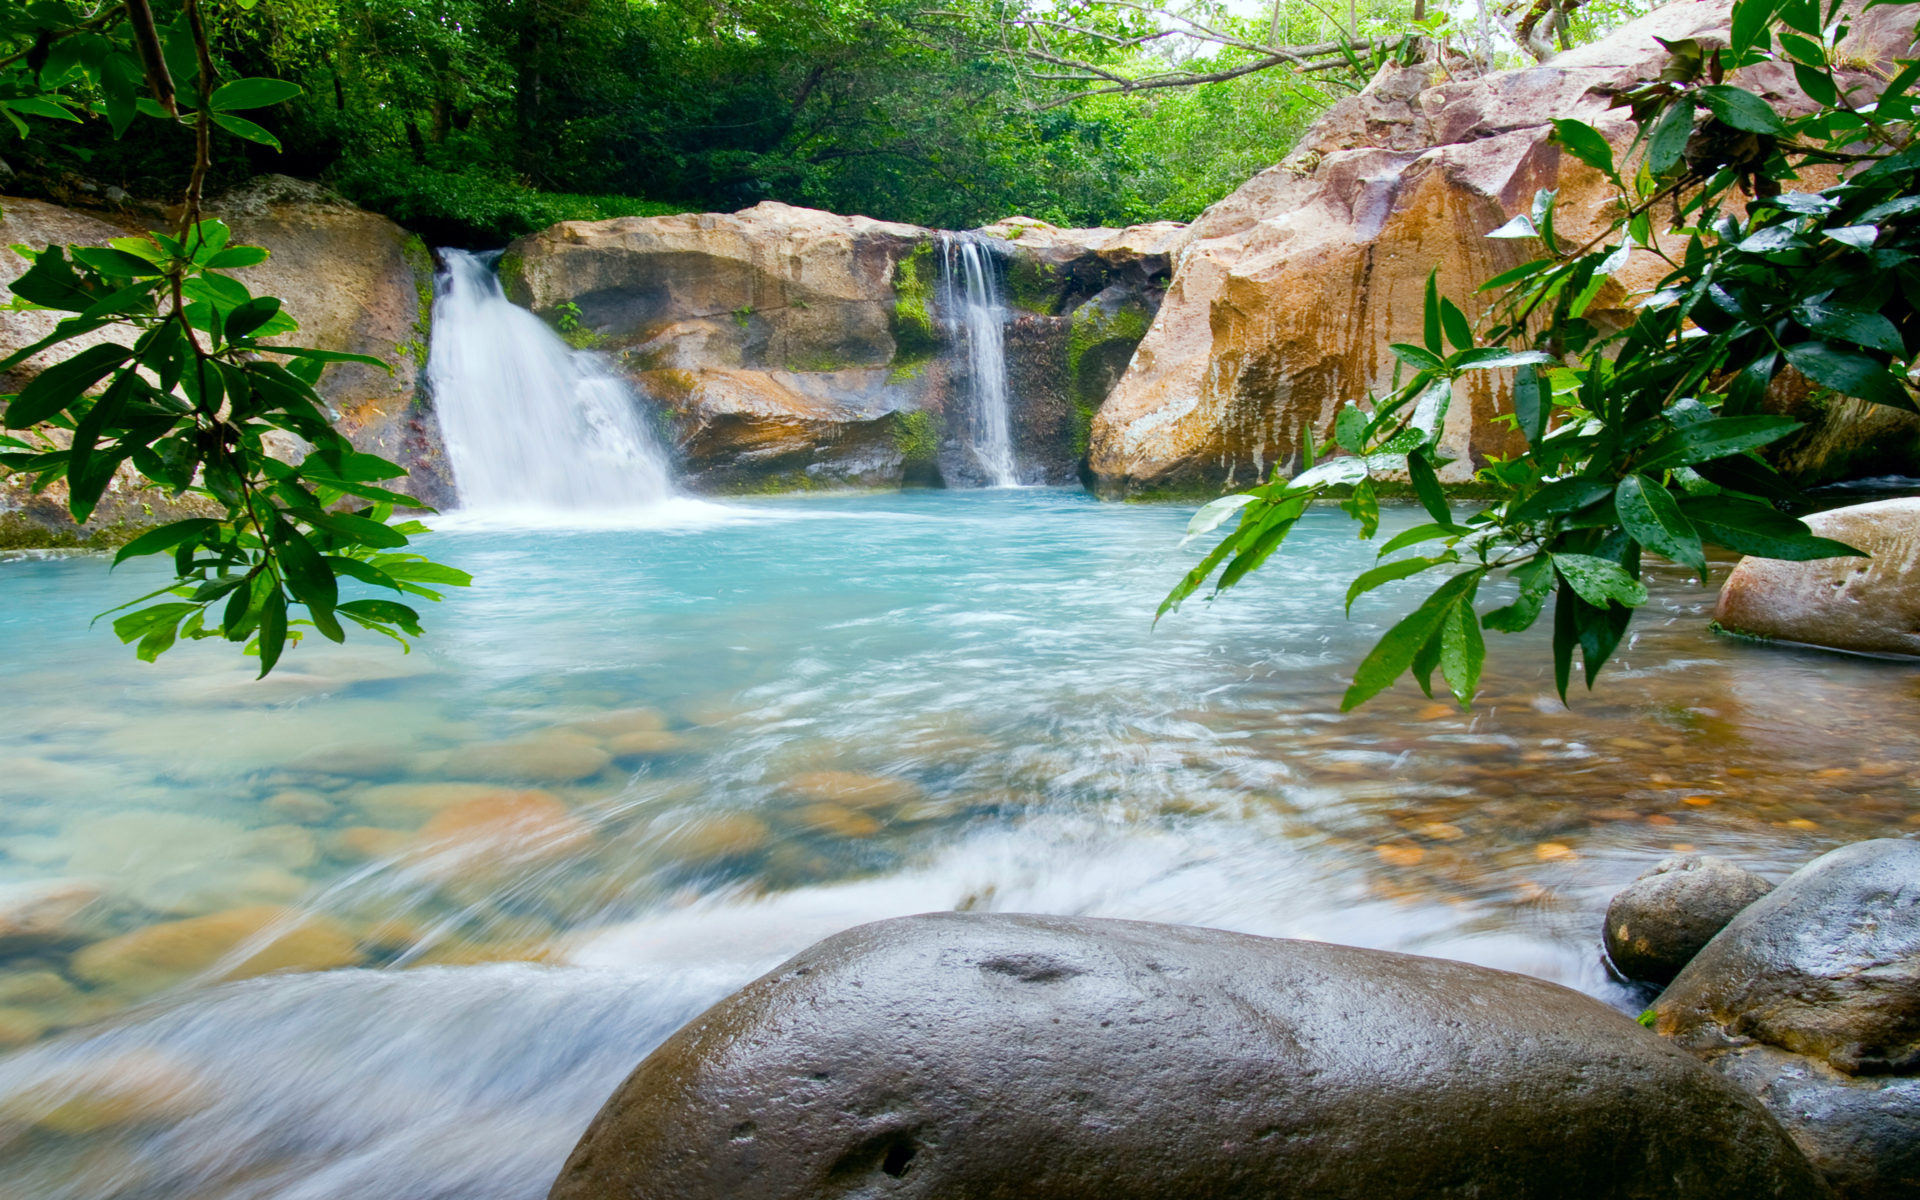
[0,489,1913,1198]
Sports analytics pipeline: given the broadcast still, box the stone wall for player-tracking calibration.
[503,202,1180,492]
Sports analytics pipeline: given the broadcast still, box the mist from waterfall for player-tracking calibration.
[427,249,674,517]
[939,234,1020,487]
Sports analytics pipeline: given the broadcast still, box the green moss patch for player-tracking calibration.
[891,241,939,358]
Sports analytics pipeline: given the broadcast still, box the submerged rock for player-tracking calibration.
[69,906,362,994]
[551,912,1826,1200]
[1605,854,1773,985]
[1713,498,1920,658]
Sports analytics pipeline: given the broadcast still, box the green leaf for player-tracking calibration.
[1783,342,1912,409]
[1391,342,1444,372]
[1485,216,1540,240]
[1439,298,1473,353]
[1439,594,1485,706]
[1793,303,1904,354]
[1423,270,1443,355]
[256,587,289,677]
[225,297,284,342]
[298,508,411,549]
[205,245,271,270]
[1794,63,1840,106]
[1339,477,1380,540]
[1334,403,1368,453]
[1342,570,1484,710]
[1636,416,1803,473]
[1346,555,1449,614]
[210,113,282,151]
[1616,474,1706,573]
[1551,553,1649,607]
[255,346,392,370]
[4,342,132,428]
[1550,118,1618,181]
[1482,555,1554,633]
[339,598,424,636]
[1513,363,1545,444]
[1183,493,1255,541]
[1681,496,1867,560]
[1449,348,1554,371]
[1377,522,1461,556]
[8,248,96,311]
[271,522,339,615]
[1697,85,1787,134]
[1406,452,1450,526]
[70,247,165,277]
[209,77,303,111]
[114,518,219,566]
[1645,99,1695,175]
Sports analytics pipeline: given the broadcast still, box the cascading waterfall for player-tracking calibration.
[939,233,1020,487]
[426,249,673,514]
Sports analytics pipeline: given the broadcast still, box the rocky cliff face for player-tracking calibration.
[1086,1,1920,497]
[503,202,1180,492]
[0,177,448,545]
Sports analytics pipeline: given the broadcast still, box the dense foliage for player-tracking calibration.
[1165,0,1916,709]
[1,0,467,675]
[1,0,1428,240]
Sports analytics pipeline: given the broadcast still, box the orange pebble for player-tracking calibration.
[1682,795,1715,807]
[1375,844,1425,867]
[1535,842,1575,862]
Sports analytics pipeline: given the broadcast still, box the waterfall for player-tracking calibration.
[426,249,673,514]
[939,234,1020,487]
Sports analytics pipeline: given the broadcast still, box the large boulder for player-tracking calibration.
[551,912,1827,1200]
[1713,498,1920,657]
[1655,839,1920,1075]
[0,179,448,545]
[1652,840,1920,1197]
[503,203,1177,492]
[1606,854,1775,985]
[1086,1,1917,496]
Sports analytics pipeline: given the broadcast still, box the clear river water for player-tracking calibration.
[0,489,1914,1198]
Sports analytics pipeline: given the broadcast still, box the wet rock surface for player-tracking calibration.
[0,178,448,544]
[1085,1,1919,496]
[1713,499,1920,658]
[504,203,1175,492]
[1655,839,1920,1075]
[552,912,1827,1200]
[1605,854,1773,985]
[1650,840,1920,1197]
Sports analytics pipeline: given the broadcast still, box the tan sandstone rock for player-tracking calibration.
[1087,1,1916,496]
[1714,498,1920,657]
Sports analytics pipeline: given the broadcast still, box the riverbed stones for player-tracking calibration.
[68,906,362,994]
[0,880,103,957]
[464,733,614,784]
[551,912,1827,1200]
[1713,499,1920,658]
[1654,839,1920,1075]
[1605,854,1774,985]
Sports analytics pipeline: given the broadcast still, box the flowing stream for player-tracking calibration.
[1,491,1916,1197]
[939,235,1019,487]
[426,249,674,517]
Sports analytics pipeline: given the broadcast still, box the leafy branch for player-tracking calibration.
[1,0,469,675]
[1162,0,1913,710]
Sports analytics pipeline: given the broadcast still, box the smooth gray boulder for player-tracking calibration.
[1713,1045,1920,1199]
[1606,854,1774,985]
[1654,839,1920,1074]
[551,912,1828,1200]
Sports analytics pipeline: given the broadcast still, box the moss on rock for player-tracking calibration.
[891,242,939,358]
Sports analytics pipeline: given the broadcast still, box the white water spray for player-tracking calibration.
[939,234,1020,487]
[426,249,673,515]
